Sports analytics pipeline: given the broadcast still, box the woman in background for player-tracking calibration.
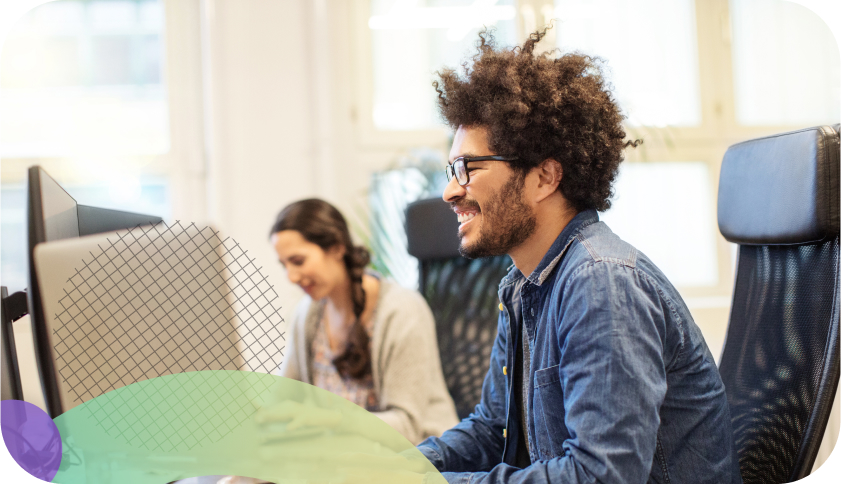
[269,198,457,444]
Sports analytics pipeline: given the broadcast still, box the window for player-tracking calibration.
[369,0,518,130]
[1,0,169,157]
[359,0,839,302]
[730,0,840,126]
[0,0,179,292]
[553,0,702,127]
[600,162,717,287]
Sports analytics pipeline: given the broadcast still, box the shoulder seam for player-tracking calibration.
[561,260,687,366]
[577,231,637,268]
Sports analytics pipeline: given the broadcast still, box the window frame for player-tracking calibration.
[0,0,207,223]
[351,0,838,301]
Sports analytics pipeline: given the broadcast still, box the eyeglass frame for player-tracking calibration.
[445,155,520,186]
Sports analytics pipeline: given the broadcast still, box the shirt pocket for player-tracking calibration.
[535,364,561,388]
[534,364,567,458]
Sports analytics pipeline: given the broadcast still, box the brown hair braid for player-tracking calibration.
[270,199,372,379]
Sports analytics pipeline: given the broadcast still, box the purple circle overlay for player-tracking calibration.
[1,400,62,481]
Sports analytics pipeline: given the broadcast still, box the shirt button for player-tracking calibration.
[503,366,507,376]
[499,303,504,311]
[503,428,507,438]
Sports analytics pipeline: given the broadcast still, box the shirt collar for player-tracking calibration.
[501,209,599,287]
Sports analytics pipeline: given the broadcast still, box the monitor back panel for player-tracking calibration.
[34,223,246,413]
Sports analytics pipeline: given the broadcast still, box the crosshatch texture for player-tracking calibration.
[50,221,285,449]
[82,370,271,452]
[51,372,448,483]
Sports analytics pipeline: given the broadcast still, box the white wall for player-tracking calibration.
[199,0,406,320]
[202,0,318,316]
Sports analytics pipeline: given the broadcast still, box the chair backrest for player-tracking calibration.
[717,125,840,483]
[406,198,512,419]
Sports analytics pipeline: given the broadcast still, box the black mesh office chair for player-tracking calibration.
[717,125,840,483]
[406,198,512,419]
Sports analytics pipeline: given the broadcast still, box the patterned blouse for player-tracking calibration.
[310,306,379,411]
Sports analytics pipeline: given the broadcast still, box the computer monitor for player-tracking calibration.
[25,166,163,417]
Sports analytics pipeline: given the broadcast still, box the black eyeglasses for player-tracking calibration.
[445,155,519,186]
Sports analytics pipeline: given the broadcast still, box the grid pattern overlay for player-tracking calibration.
[83,370,274,452]
[51,222,285,449]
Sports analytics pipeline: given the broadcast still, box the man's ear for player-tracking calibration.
[533,158,562,202]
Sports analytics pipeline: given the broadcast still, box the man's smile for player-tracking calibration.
[457,211,478,224]
[452,204,481,232]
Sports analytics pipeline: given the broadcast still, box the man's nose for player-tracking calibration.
[443,176,466,203]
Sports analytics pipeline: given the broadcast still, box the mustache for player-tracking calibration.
[450,199,480,212]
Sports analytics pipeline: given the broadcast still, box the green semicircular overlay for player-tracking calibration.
[52,371,446,484]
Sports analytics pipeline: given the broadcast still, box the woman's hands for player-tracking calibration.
[332,452,437,484]
[251,400,442,483]
[255,400,342,432]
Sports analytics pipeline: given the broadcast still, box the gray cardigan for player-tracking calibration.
[279,279,459,444]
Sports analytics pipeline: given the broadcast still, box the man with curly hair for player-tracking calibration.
[415,29,741,484]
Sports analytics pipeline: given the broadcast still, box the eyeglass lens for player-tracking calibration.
[454,158,467,185]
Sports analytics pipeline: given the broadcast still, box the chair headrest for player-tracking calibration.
[406,197,461,260]
[718,125,840,245]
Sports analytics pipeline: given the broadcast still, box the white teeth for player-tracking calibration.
[458,212,477,223]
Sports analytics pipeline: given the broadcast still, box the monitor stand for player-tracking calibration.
[1,287,27,401]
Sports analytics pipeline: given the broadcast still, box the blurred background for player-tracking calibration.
[1,0,839,366]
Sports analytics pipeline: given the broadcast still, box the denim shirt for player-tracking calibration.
[417,210,741,484]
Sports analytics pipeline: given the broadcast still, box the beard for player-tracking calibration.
[457,171,537,259]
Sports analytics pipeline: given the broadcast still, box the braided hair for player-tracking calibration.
[270,199,372,379]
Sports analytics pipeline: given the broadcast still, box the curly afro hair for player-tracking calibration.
[433,27,640,212]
